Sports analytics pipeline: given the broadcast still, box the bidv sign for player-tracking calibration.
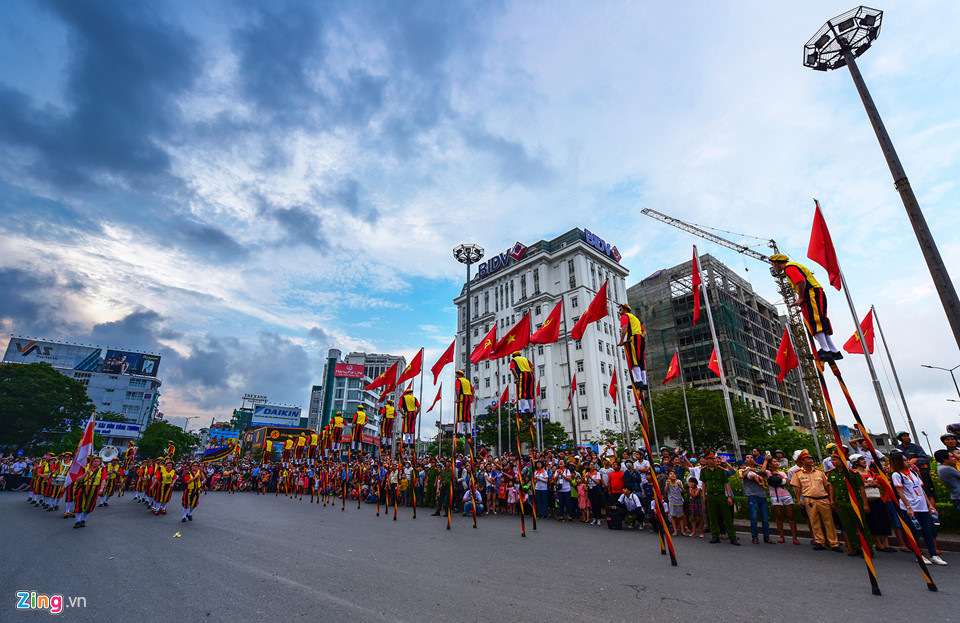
[477,242,527,279]
[584,229,621,263]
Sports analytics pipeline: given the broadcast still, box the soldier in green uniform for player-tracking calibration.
[826,450,873,556]
[424,460,439,507]
[700,451,740,545]
[431,461,453,516]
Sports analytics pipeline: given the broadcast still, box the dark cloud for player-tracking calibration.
[0,1,199,191]
[176,336,233,390]
[272,206,327,252]
[321,178,378,222]
[175,220,250,262]
[0,267,82,336]
[87,310,167,352]
[463,129,554,186]
[233,2,326,121]
[307,326,330,341]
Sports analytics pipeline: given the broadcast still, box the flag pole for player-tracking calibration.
[871,305,919,441]
[496,357,502,456]
[560,293,581,448]
[783,329,823,462]
[675,349,695,452]
[820,201,897,442]
[606,284,632,449]
[694,245,741,459]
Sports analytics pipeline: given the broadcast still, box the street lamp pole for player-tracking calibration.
[805,7,960,353]
[454,243,485,425]
[921,364,960,400]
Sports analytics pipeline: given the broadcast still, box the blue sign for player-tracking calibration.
[18,449,23,456]
[93,420,141,439]
[476,242,527,280]
[584,229,621,263]
[210,429,240,440]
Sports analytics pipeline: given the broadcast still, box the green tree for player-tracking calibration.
[43,427,106,456]
[741,414,829,458]
[137,420,199,460]
[0,362,95,450]
[475,405,571,454]
[97,410,129,422]
[643,386,767,454]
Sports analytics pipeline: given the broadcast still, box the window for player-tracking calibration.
[485,378,490,388]
[335,388,345,400]
[105,388,115,393]
[510,281,515,306]
[109,375,118,380]
[576,360,584,372]
[535,304,541,316]
[571,296,578,308]
[484,292,490,313]
[580,407,588,420]
[606,408,611,422]
[122,404,139,414]
[578,383,586,396]
[474,328,479,338]
[538,365,545,376]
[537,345,544,356]
[125,391,143,400]
[575,341,582,350]
[607,344,612,355]
[485,361,490,370]
[520,273,527,299]
[474,295,479,312]
[129,378,147,387]
[600,362,606,374]
[533,268,540,294]
[101,402,111,407]
[540,387,547,400]
[598,340,604,352]
[603,384,608,394]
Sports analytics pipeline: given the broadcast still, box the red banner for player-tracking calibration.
[334,363,364,378]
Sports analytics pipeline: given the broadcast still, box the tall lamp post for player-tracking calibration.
[804,7,960,353]
[921,363,960,400]
[453,244,485,387]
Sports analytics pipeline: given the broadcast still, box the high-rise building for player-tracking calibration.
[313,351,407,448]
[453,228,629,447]
[2,336,163,441]
[626,254,811,429]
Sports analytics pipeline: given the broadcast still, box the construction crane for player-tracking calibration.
[641,207,828,434]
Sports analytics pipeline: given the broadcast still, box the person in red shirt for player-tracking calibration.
[608,462,625,498]
[770,255,842,361]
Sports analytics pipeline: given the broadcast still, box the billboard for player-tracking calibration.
[93,420,141,439]
[103,350,161,377]
[334,363,364,378]
[209,429,240,440]
[3,339,101,370]
[251,404,302,428]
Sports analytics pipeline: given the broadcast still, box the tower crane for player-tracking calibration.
[641,208,827,434]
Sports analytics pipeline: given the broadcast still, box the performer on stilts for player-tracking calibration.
[308,431,318,467]
[282,437,293,468]
[510,350,536,423]
[400,387,421,516]
[617,303,647,391]
[379,400,396,457]
[770,254,842,361]
[331,412,345,457]
[181,461,203,522]
[295,433,306,466]
[350,406,368,455]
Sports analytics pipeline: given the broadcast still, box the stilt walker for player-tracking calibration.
[511,349,538,528]
[454,370,479,529]
[332,412,345,456]
[400,387,421,518]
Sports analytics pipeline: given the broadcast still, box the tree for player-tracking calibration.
[137,420,199,460]
[741,415,829,458]
[44,427,106,457]
[643,386,767,454]
[97,410,129,422]
[475,405,572,454]
[0,363,94,450]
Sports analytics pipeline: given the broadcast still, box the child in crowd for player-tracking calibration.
[687,477,704,537]
[577,477,590,523]
[666,469,687,536]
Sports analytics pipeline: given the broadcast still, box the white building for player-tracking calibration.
[453,228,630,447]
[2,337,162,440]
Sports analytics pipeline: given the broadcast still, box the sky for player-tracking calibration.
[1,1,959,447]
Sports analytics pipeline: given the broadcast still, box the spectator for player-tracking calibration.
[463,488,484,516]
[855,454,894,553]
[890,450,944,565]
[618,484,645,529]
[699,451,739,545]
[553,462,573,521]
[896,431,934,500]
[687,477,704,537]
[665,469,686,536]
[577,477,590,523]
[790,449,842,553]
[826,451,872,557]
[765,457,799,545]
[940,433,959,452]
[740,455,773,544]
[935,449,960,515]
[586,461,604,526]
[607,462,625,503]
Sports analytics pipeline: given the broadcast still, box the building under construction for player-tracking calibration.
[627,254,813,431]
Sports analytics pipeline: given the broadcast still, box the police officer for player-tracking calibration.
[700,451,739,545]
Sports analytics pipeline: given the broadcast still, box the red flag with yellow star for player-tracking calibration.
[708,347,723,378]
[470,326,497,364]
[431,340,455,385]
[608,370,618,405]
[365,360,398,391]
[530,301,562,344]
[808,201,842,291]
[395,348,423,386]
[571,281,608,340]
[843,309,875,355]
[489,314,530,359]
[662,350,681,384]
[497,386,510,409]
[776,328,799,383]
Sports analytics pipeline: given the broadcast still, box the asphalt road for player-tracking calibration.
[1,491,956,622]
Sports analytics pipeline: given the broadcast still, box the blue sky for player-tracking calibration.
[1,1,959,445]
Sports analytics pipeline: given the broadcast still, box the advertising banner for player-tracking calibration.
[209,429,240,440]
[334,363,364,378]
[103,350,161,377]
[251,405,302,428]
[92,420,141,439]
[3,339,101,370]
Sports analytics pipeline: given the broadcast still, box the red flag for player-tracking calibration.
[843,309,875,355]
[64,413,96,488]
[426,384,442,413]
[608,370,618,405]
[470,326,497,364]
[489,314,531,359]
[568,373,577,407]
[662,350,681,384]
[534,380,540,407]
[692,249,702,327]
[775,328,799,383]
[365,360,399,391]
[708,347,723,378]
[807,201,842,290]
[395,348,423,386]
[530,301,562,344]
[571,281,609,340]
[497,386,510,409]
[431,340,455,384]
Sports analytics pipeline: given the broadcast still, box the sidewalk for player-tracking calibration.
[732,518,960,552]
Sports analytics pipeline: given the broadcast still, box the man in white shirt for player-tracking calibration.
[618,485,645,528]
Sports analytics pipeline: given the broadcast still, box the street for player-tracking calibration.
[1,492,956,622]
